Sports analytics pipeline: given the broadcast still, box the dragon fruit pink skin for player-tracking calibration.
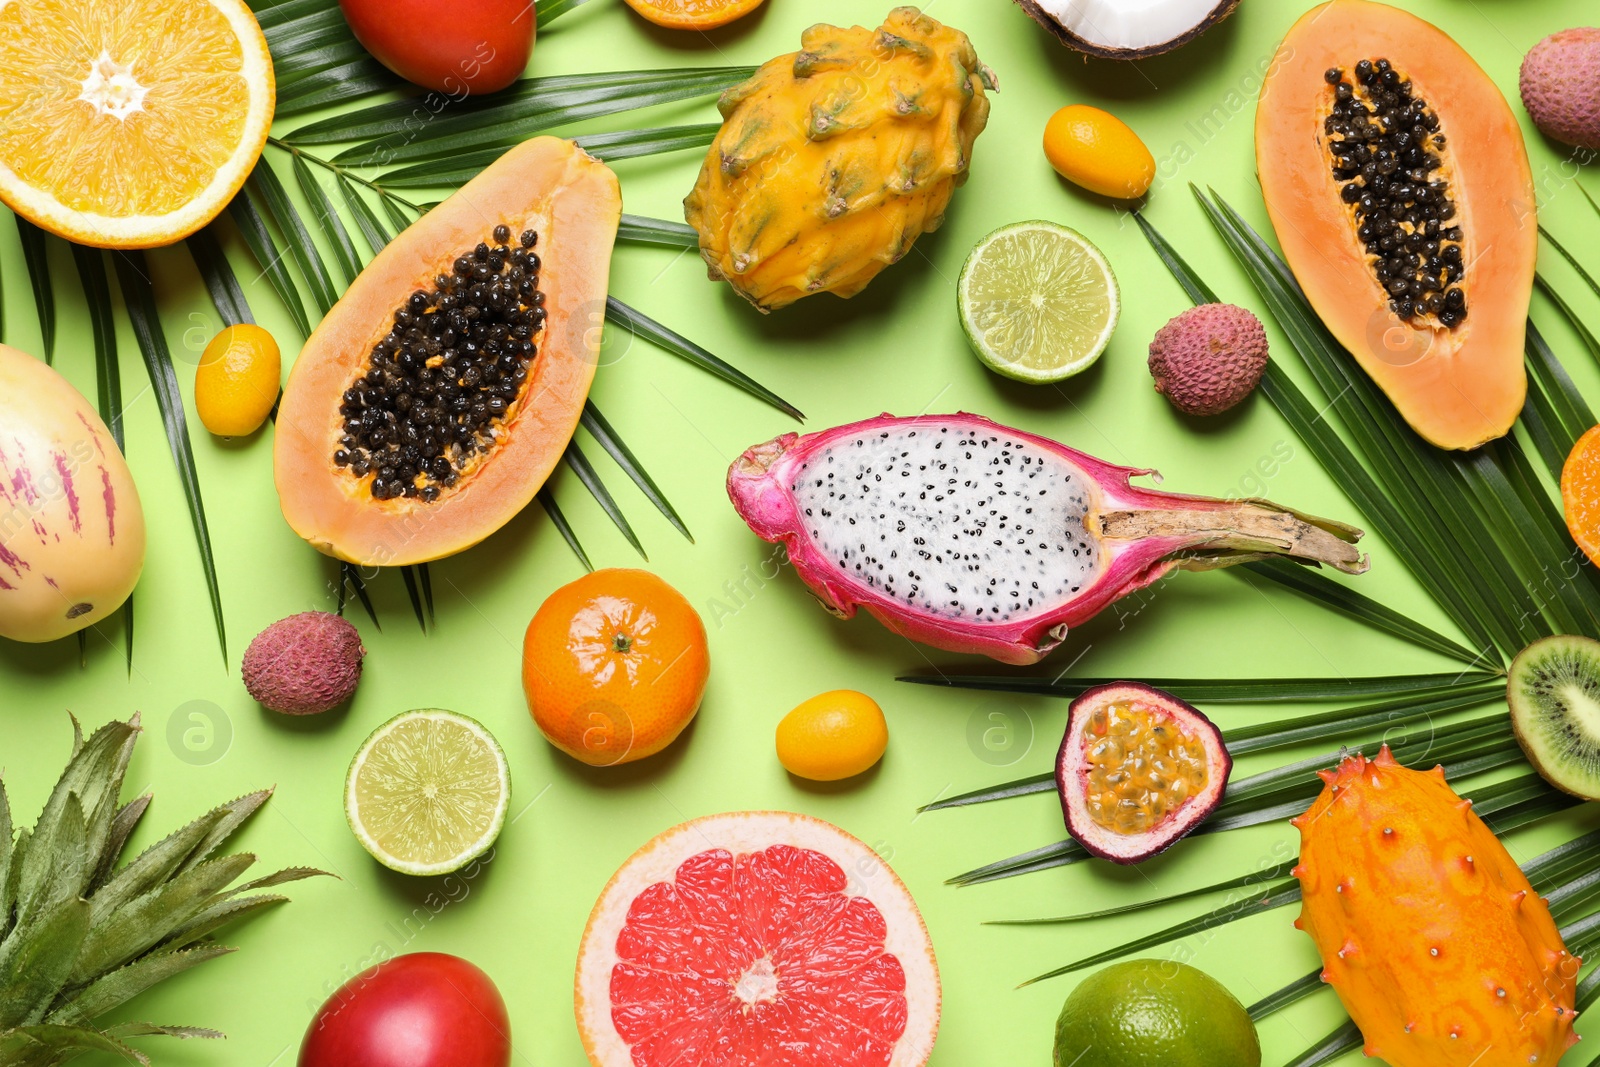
[727,413,1369,664]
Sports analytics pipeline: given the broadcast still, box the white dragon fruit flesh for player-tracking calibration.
[727,413,1368,664]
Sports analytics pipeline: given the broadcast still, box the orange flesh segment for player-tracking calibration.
[1563,425,1600,567]
[1081,701,1210,836]
[623,0,764,31]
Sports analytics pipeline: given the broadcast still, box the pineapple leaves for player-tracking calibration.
[48,945,235,1028]
[0,1021,146,1065]
[70,854,257,985]
[0,898,91,1027]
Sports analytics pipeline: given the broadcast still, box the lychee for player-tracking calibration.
[1520,28,1600,151]
[242,611,365,715]
[1147,303,1269,417]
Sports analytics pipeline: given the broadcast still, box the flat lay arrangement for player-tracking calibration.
[3,1,1600,1065]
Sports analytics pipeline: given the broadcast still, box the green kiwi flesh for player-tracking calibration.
[1508,634,1600,800]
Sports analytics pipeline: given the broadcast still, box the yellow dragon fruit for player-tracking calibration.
[1293,747,1579,1066]
[683,6,995,312]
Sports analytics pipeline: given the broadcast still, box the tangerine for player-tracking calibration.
[522,568,708,766]
[1562,424,1600,567]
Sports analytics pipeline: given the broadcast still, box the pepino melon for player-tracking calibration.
[0,345,144,642]
[1256,0,1535,451]
[274,138,621,566]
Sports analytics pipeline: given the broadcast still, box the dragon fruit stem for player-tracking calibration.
[1098,502,1369,575]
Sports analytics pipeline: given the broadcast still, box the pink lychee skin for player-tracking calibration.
[1520,28,1600,151]
[242,611,365,715]
[1148,304,1269,417]
[726,412,1296,665]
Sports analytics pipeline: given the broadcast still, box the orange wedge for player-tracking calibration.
[622,0,765,31]
[0,0,274,248]
[1562,424,1600,566]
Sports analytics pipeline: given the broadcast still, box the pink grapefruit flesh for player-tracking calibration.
[576,811,940,1067]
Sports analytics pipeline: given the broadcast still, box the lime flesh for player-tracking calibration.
[345,709,510,876]
[958,220,1120,383]
[1053,959,1261,1067]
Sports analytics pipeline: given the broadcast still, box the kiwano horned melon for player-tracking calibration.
[275,138,621,566]
[684,7,994,312]
[1257,0,1535,451]
[1294,747,1578,1067]
[0,344,144,642]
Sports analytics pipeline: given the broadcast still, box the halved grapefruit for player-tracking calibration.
[575,811,940,1067]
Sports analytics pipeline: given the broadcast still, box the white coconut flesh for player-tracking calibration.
[786,425,1102,625]
[1029,0,1233,54]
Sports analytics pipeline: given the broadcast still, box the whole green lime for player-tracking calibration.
[1053,959,1261,1067]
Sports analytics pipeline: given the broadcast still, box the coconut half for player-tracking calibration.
[1016,0,1240,59]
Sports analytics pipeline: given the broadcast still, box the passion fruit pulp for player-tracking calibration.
[1055,682,1231,864]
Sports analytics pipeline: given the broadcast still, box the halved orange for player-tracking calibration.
[0,0,274,248]
[622,0,765,31]
[1563,425,1600,567]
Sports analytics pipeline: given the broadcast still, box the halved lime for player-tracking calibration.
[958,220,1121,383]
[345,709,510,876]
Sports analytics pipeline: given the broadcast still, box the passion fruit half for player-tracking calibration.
[1055,682,1230,865]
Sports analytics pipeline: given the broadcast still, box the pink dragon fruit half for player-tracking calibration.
[727,413,1369,664]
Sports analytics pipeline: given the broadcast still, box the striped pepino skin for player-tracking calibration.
[0,344,144,642]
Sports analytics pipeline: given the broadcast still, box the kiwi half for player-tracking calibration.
[1508,634,1600,799]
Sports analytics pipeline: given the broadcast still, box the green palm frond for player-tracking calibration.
[110,253,227,665]
[14,217,54,363]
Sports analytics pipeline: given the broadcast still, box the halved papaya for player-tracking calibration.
[1257,0,1534,451]
[274,138,621,566]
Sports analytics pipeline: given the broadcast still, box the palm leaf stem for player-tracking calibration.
[110,252,227,663]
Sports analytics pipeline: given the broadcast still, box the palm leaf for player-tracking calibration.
[927,681,1503,814]
[337,563,380,630]
[1540,224,1600,305]
[606,297,803,420]
[336,173,392,255]
[1537,273,1600,366]
[1195,187,1537,657]
[1247,969,1324,1021]
[618,215,699,249]
[538,488,593,571]
[15,216,54,363]
[1136,208,1504,656]
[71,244,133,672]
[537,0,592,23]
[111,252,227,663]
[249,160,338,315]
[185,228,255,326]
[290,154,361,285]
[377,123,722,189]
[399,567,427,632]
[899,672,1494,704]
[565,441,646,560]
[299,67,755,166]
[1234,558,1485,666]
[417,563,434,625]
[228,189,312,337]
[581,401,692,541]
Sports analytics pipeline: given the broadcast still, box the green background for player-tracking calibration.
[4,0,1600,1063]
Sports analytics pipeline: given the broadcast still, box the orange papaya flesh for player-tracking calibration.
[1257,0,1534,451]
[274,138,621,566]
